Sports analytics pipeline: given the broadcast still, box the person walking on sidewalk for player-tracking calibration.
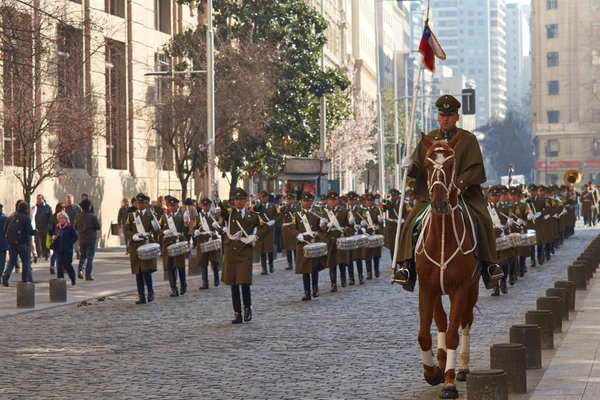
[47,203,66,275]
[118,198,130,255]
[65,194,82,260]
[0,205,7,275]
[51,212,78,286]
[34,194,52,262]
[2,201,37,286]
[193,198,223,290]
[76,199,101,281]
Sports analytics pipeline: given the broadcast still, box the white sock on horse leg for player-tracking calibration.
[445,349,456,373]
[459,325,471,370]
[422,349,435,367]
[438,332,447,351]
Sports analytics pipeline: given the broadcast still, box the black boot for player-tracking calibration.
[340,265,347,287]
[285,251,294,270]
[268,252,274,273]
[348,263,355,286]
[491,285,500,297]
[330,283,338,292]
[374,257,381,278]
[508,261,516,286]
[135,273,145,304]
[243,306,253,322]
[302,291,311,301]
[135,295,147,304]
[286,261,293,270]
[49,266,55,275]
[260,253,268,275]
[144,271,154,303]
[394,260,416,292]
[232,311,243,324]
[358,274,365,284]
[501,279,508,294]
[178,268,187,295]
[312,286,319,298]
[168,269,178,296]
[213,263,220,287]
[366,260,373,280]
[170,288,179,297]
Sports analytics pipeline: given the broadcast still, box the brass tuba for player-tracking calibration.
[563,169,582,187]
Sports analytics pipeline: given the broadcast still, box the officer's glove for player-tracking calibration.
[377,215,383,223]
[348,215,355,225]
[360,220,368,227]
[163,229,172,237]
[194,230,202,237]
[132,234,142,242]
[320,218,328,227]
[506,218,515,227]
[297,233,304,242]
[535,211,542,218]
[544,214,550,220]
[401,157,413,170]
[267,220,276,227]
[212,222,220,230]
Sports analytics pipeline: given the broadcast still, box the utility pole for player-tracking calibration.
[207,0,216,200]
[393,52,400,190]
[374,1,385,195]
[319,0,327,197]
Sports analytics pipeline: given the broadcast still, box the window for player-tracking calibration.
[593,50,600,65]
[546,24,558,38]
[548,80,559,95]
[2,10,33,167]
[57,25,86,169]
[547,0,558,9]
[105,0,125,18]
[105,39,127,170]
[155,0,171,34]
[546,139,559,157]
[547,110,560,124]
[69,0,82,3]
[547,51,559,67]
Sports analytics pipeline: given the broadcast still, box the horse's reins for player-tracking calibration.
[415,147,478,295]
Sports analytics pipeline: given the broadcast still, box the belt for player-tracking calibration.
[387,218,398,223]
[282,222,293,226]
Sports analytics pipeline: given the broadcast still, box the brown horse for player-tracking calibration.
[415,132,479,399]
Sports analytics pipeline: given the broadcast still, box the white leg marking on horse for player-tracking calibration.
[422,349,435,367]
[438,332,447,351]
[445,349,456,373]
[459,325,471,370]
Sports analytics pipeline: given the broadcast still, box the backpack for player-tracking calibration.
[5,215,23,246]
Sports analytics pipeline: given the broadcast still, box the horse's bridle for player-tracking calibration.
[426,147,456,214]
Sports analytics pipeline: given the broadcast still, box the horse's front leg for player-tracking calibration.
[457,276,478,382]
[433,296,448,372]
[441,288,469,399]
[418,285,444,386]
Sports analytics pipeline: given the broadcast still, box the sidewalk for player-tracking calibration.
[0,247,288,318]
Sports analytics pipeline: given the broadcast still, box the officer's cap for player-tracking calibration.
[135,193,150,203]
[365,193,376,201]
[232,187,248,199]
[489,186,501,196]
[500,186,508,195]
[200,198,212,205]
[508,187,521,195]
[301,192,314,201]
[390,188,401,196]
[259,190,270,198]
[327,190,339,200]
[528,184,538,191]
[435,95,461,115]
[346,191,359,200]
[169,197,180,204]
[285,193,296,200]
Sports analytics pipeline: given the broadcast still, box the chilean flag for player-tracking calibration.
[418,22,446,72]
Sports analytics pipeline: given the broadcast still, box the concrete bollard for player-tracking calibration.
[573,259,592,281]
[509,324,542,369]
[536,296,562,333]
[555,281,576,312]
[580,254,598,275]
[490,343,527,394]
[525,310,554,349]
[546,288,569,320]
[466,369,508,400]
[568,265,586,290]
[49,279,67,303]
[16,282,35,308]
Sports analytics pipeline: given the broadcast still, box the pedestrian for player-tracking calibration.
[219,188,268,324]
[47,203,66,274]
[76,199,101,280]
[2,201,37,286]
[51,212,78,285]
[193,198,222,290]
[34,194,52,261]
[118,198,130,255]
[80,193,95,214]
[65,194,82,259]
[124,193,160,304]
[159,197,188,297]
[0,204,7,274]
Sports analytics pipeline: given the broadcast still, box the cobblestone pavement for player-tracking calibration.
[0,224,597,399]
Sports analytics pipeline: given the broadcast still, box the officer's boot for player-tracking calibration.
[374,257,381,277]
[329,267,338,292]
[268,252,274,273]
[500,264,509,294]
[508,260,517,286]
[260,253,268,275]
[347,262,355,286]
[144,271,155,303]
[199,265,209,290]
[394,259,416,292]
[519,256,527,276]
[178,268,187,295]
[530,247,537,268]
[491,284,500,297]
[537,245,544,265]
[339,264,347,287]
[168,269,179,297]
[135,273,146,304]
[366,260,373,280]
[286,250,294,270]
[212,263,220,287]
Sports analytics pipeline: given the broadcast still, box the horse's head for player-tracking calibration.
[421,131,461,215]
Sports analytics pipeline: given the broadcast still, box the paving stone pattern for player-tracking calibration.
[0,225,597,399]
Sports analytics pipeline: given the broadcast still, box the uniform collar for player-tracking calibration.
[437,127,458,140]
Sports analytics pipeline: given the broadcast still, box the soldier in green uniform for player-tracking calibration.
[488,187,514,296]
[346,191,366,285]
[321,191,352,292]
[254,190,279,275]
[124,193,161,304]
[384,188,402,262]
[192,198,222,290]
[396,95,501,292]
[280,193,300,270]
[508,186,532,277]
[362,193,384,279]
[581,184,594,226]
[159,197,188,297]
[526,184,547,265]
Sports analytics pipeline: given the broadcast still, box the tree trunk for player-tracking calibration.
[180,177,188,201]
[229,169,240,198]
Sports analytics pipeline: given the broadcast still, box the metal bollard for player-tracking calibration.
[49,278,67,303]
[546,288,569,320]
[466,369,508,400]
[525,310,554,349]
[555,281,576,312]
[568,265,586,290]
[490,343,527,394]
[509,324,542,369]
[536,296,562,333]
[16,282,35,308]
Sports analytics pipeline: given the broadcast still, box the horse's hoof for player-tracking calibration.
[424,366,445,386]
[439,385,459,399]
[456,369,470,382]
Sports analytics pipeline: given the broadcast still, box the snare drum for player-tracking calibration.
[367,234,385,248]
[495,236,510,251]
[507,233,521,248]
[336,236,359,250]
[167,241,190,257]
[303,242,327,258]
[137,243,161,260]
[200,239,222,253]
[354,234,369,248]
[521,230,537,246]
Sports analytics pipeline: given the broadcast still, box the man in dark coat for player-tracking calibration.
[0,204,7,274]
[34,194,52,261]
[2,201,37,285]
[76,199,101,280]
[118,198,131,255]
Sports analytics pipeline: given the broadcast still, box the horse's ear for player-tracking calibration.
[448,130,461,149]
[420,132,432,151]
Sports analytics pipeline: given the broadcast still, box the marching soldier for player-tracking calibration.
[362,193,384,279]
[526,184,547,265]
[280,193,300,270]
[193,198,223,290]
[253,190,279,275]
[384,188,402,262]
[219,188,268,324]
[321,190,352,292]
[159,197,188,297]
[346,191,366,285]
[582,184,594,227]
[488,187,514,296]
[538,186,555,261]
[508,187,531,278]
[124,193,161,304]
[289,192,324,300]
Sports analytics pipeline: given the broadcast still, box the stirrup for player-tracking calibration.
[393,267,410,284]
[486,264,504,290]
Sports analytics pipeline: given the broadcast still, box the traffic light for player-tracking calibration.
[462,88,475,115]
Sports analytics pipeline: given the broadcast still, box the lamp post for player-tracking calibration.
[207,0,216,201]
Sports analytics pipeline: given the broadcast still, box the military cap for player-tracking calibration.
[200,197,212,205]
[259,190,270,198]
[326,190,339,200]
[538,185,547,192]
[183,198,195,206]
[232,187,248,199]
[135,193,150,203]
[301,192,314,201]
[390,188,401,196]
[435,95,461,115]
[508,187,521,195]
[365,193,376,201]
[346,191,359,200]
[169,197,180,204]
[499,186,508,195]
[528,184,538,191]
[285,193,296,199]
[489,186,501,196]
[405,189,414,195]
[164,195,173,201]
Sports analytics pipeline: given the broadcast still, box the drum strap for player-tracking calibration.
[366,208,375,230]
[487,204,502,229]
[134,214,147,236]
[199,213,212,234]
[299,212,315,237]
[326,209,342,231]
[167,216,179,236]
